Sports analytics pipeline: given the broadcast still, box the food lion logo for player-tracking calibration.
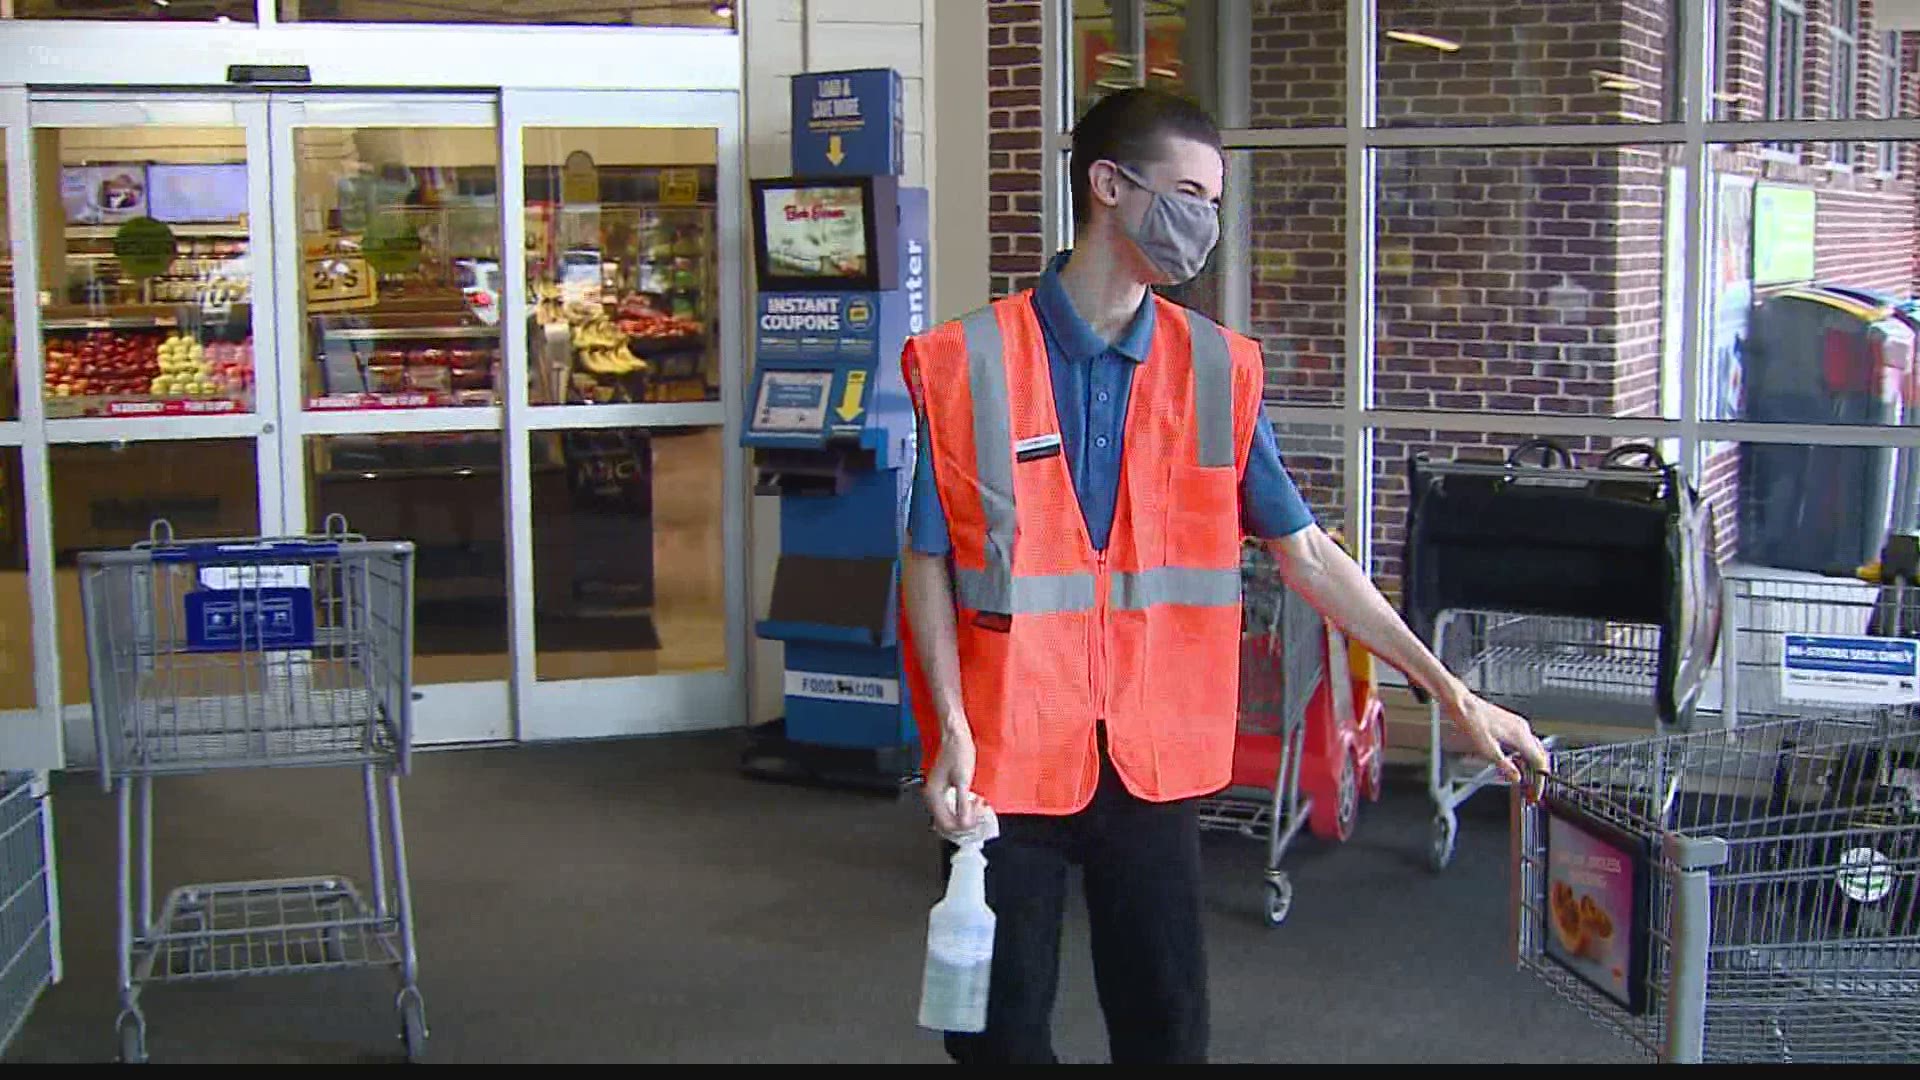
[802,675,886,700]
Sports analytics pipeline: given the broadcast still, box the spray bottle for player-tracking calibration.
[917,796,998,1033]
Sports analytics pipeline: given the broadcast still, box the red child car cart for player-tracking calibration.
[1198,537,1388,926]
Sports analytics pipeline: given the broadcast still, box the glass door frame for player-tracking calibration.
[266,91,511,746]
[26,92,286,766]
[499,89,747,741]
[1,86,56,771]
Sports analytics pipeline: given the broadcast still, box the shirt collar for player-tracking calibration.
[1033,250,1155,364]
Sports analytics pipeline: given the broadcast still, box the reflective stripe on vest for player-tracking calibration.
[961,306,1017,616]
[954,564,1241,614]
[958,303,1240,616]
[1185,308,1236,468]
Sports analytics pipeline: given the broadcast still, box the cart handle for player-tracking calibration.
[149,539,343,564]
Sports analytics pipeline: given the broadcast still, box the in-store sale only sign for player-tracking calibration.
[1781,634,1920,705]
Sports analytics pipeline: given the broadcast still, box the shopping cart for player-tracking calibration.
[78,519,425,1063]
[1198,541,1385,926]
[0,772,59,1059]
[1403,441,1721,874]
[1425,609,1682,872]
[1515,712,1920,1062]
[1514,576,1920,1063]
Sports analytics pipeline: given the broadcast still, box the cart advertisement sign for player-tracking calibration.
[1544,801,1651,1015]
[1781,634,1920,705]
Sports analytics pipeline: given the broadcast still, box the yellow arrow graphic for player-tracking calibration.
[826,134,846,167]
[835,369,867,422]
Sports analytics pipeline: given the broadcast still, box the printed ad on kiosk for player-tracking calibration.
[761,185,869,280]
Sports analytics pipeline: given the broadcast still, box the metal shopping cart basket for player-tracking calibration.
[1197,543,1327,927]
[78,519,425,1063]
[1515,567,1920,1063]
[0,772,59,1059]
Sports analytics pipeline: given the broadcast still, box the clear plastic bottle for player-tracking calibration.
[917,838,995,1033]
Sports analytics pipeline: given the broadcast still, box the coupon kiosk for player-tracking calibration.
[739,134,929,791]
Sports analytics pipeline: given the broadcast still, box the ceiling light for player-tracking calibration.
[1149,66,1180,80]
[1600,79,1638,92]
[1385,30,1461,53]
[1098,52,1136,69]
[153,0,170,7]
[1591,70,1645,88]
[711,1,733,18]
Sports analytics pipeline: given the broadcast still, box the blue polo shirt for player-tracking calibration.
[907,251,1315,555]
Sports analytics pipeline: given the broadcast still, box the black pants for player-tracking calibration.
[941,747,1208,1065]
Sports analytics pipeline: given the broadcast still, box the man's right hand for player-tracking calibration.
[925,720,981,837]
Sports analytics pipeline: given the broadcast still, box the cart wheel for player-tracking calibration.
[117,1012,148,1064]
[1428,813,1458,873]
[1264,874,1294,927]
[1334,755,1359,842]
[1363,743,1385,804]
[399,991,428,1063]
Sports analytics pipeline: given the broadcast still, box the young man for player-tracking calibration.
[899,88,1549,1065]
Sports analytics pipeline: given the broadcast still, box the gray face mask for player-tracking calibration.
[1115,164,1220,284]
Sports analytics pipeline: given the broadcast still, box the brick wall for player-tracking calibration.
[988,0,1047,299]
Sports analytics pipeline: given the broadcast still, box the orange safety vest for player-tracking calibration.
[901,290,1264,815]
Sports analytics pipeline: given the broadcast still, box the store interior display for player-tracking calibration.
[38,133,257,419]
[525,164,719,406]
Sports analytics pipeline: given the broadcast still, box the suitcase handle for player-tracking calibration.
[1599,442,1667,471]
[1505,438,1573,469]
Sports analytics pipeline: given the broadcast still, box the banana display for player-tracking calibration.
[578,344,648,376]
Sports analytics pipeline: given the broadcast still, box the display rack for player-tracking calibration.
[313,321,503,409]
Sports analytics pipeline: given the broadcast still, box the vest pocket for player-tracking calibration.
[1164,463,1239,567]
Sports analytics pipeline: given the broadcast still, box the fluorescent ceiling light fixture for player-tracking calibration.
[1385,30,1461,52]
[1149,66,1180,80]
[1591,70,1645,88]
[1599,79,1639,92]
[711,1,733,17]
[1098,52,1136,69]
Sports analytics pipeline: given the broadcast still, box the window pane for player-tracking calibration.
[1246,148,1347,405]
[523,128,719,406]
[294,126,503,411]
[1705,144,1916,426]
[1248,0,1345,128]
[52,440,259,707]
[1072,0,1136,119]
[1376,0,1677,126]
[37,126,257,419]
[277,0,732,28]
[1705,439,1917,575]
[1372,429,1665,603]
[532,426,724,679]
[0,450,31,711]
[1272,419,1347,536]
[308,433,509,684]
[1375,145,1679,419]
[13,0,252,20]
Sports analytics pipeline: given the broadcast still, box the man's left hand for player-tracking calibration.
[1444,688,1550,797]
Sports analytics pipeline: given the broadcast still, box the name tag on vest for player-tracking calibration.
[1015,432,1063,463]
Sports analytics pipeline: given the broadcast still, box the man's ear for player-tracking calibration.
[1087,159,1126,213]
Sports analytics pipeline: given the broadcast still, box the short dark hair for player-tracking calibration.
[1069,88,1223,225]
